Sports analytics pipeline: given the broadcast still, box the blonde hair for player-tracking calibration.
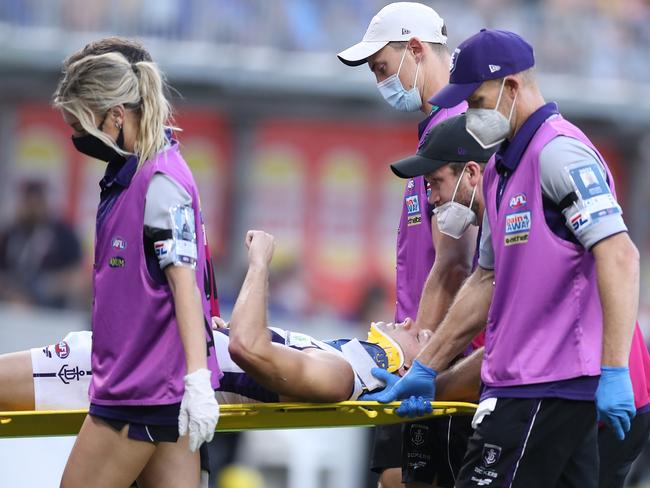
[53,51,178,167]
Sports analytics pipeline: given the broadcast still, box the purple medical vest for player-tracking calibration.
[395,102,467,322]
[482,115,615,388]
[90,142,222,406]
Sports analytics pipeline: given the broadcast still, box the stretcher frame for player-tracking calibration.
[0,401,477,437]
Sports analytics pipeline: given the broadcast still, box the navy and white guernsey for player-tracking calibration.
[213,327,392,403]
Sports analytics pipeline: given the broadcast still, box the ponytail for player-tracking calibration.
[132,61,178,167]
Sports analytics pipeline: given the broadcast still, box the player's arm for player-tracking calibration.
[165,265,208,372]
[592,234,639,365]
[435,347,483,402]
[0,350,34,410]
[415,216,476,333]
[228,230,354,402]
[416,265,493,372]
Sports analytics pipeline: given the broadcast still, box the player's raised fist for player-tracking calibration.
[245,230,275,267]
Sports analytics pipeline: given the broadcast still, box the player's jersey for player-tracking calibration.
[30,328,389,410]
[213,327,365,403]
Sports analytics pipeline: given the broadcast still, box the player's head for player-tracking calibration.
[391,114,494,238]
[337,2,450,113]
[367,318,432,375]
[429,29,541,148]
[63,37,153,69]
[54,46,175,167]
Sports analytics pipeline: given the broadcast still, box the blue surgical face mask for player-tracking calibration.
[376,47,422,112]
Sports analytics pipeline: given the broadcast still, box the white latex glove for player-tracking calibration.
[178,368,220,452]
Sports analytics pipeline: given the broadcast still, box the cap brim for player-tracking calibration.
[428,81,482,108]
[337,41,389,67]
[390,154,447,179]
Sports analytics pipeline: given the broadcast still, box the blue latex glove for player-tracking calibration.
[396,395,433,418]
[595,366,636,440]
[359,368,400,401]
[369,360,438,404]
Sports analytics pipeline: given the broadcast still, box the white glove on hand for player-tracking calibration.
[178,368,219,452]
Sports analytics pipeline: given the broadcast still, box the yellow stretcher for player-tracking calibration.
[0,401,476,438]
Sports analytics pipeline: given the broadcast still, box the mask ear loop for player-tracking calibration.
[468,178,477,213]
[396,45,409,77]
[493,78,506,112]
[450,164,467,203]
[496,78,518,123]
[507,90,518,123]
[412,55,421,91]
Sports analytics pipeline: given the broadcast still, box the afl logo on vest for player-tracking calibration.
[509,193,527,209]
[55,341,70,359]
[111,236,127,250]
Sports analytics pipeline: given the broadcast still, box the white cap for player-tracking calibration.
[337,2,447,67]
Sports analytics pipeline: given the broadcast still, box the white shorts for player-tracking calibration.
[30,331,92,410]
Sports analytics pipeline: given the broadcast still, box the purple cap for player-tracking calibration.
[429,29,535,108]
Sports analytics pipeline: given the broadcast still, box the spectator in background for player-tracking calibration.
[0,180,82,309]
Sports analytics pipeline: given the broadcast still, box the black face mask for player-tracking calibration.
[72,122,125,163]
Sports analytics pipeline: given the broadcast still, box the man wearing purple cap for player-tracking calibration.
[372,29,641,487]
[338,3,478,487]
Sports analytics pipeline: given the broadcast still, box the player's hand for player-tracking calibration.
[359,368,400,400]
[595,366,636,440]
[245,230,275,267]
[178,368,220,452]
[211,316,229,330]
[396,395,433,418]
[369,360,438,403]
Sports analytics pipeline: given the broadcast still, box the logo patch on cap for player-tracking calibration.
[489,64,501,73]
[402,28,411,35]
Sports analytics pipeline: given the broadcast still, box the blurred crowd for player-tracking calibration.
[0,180,86,310]
[1,0,649,82]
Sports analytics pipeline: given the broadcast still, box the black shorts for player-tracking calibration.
[370,424,403,473]
[402,415,473,488]
[456,397,598,488]
[89,402,181,443]
[598,409,650,488]
[90,403,211,473]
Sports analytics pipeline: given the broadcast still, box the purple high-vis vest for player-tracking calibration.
[90,143,222,406]
[395,103,467,322]
[482,115,615,387]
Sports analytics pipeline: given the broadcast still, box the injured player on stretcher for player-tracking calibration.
[0,230,480,412]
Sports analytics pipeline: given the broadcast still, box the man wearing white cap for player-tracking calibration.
[339,3,478,487]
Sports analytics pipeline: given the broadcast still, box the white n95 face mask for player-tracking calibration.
[466,78,518,149]
[376,47,422,112]
[434,166,477,239]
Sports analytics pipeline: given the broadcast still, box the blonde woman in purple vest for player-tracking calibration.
[372,29,644,488]
[53,49,221,487]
